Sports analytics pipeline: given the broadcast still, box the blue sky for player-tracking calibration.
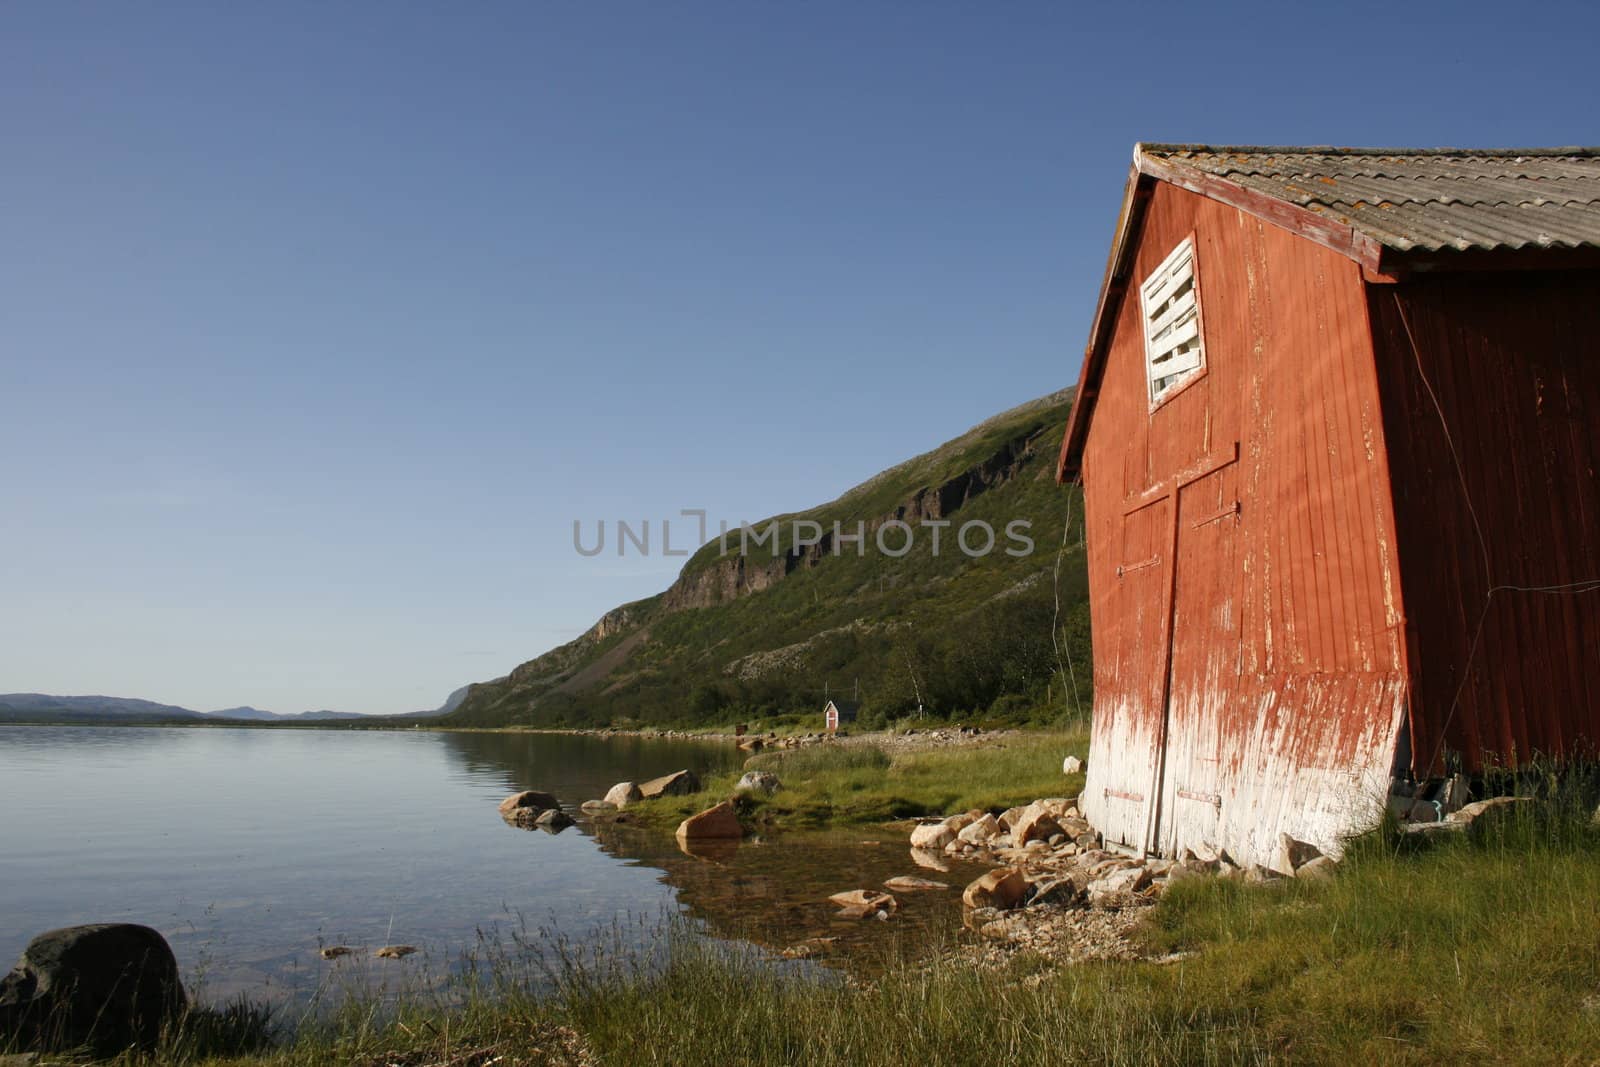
[3,1,1596,713]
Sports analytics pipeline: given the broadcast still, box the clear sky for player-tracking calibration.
[3,1,1595,713]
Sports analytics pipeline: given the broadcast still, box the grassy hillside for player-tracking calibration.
[447,389,1092,730]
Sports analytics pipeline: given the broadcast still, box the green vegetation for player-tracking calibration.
[124,789,1599,1065]
[447,390,1094,732]
[624,730,1089,832]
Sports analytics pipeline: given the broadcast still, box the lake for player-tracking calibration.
[0,726,983,1003]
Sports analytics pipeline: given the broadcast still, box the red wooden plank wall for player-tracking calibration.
[1368,271,1600,774]
[1078,181,1408,867]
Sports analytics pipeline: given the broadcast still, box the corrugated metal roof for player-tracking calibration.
[1140,145,1600,253]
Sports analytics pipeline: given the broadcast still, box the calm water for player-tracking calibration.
[0,726,982,1002]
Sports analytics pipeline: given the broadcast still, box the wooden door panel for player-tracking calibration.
[1154,461,1242,856]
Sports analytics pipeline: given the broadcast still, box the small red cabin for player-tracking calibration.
[1059,145,1600,870]
[824,699,859,733]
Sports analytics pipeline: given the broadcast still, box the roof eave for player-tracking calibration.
[1056,161,1151,483]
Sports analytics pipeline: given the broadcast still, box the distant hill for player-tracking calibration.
[0,694,203,724]
[0,691,459,725]
[206,706,281,721]
[445,389,1093,731]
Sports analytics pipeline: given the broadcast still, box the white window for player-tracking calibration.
[1140,236,1205,405]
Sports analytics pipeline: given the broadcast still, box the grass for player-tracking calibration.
[53,784,1600,1065]
[621,728,1089,832]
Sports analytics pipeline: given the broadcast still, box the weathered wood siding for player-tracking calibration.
[1079,181,1408,869]
[1368,271,1600,774]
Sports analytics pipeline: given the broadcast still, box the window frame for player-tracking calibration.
[1139,233,1209,412]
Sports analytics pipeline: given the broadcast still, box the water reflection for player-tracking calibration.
[583,819,988,966]
[0,726,979,1003]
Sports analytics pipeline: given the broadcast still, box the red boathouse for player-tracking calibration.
[1058,145,1600,869]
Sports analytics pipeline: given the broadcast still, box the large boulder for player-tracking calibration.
[603,782,644,809]
[1277,833,1324,874]
[1087,864,1154,906]
[498,790,559,817]
[1009,801,1063,846]
[735,771,781,796]
[640,770,700,799]
[535,809,575,832]
[910,811,982,851]
[675,801,743,842]
[961,868,1028,910]
[0,924,187,1056]
[956,813,1001,846]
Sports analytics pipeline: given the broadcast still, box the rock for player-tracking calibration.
[945,811,983,834]
[883,876,948,892]
[375,945,417,959]
[319,946,353,960]
[0,924,187,1055]
[979,916,1032,941]
[735,771,781,796]
[535,808,575,831]
[1010,802,1063,846]
[1063,756,1084,774]
[1026,876,1080,907]
[828,890,897,910]
[1296,856,1338,881]
[997,806,1029,831]
[580,800,617,814]
[1056,815,1091,836]
[780,936,838,958]
[1086,865,1151,906]
[640,770,701,799]
[962,868,1028,910]
[909,821,956,850]
[603,781,644,809]
[498,790,559,817]
[1242,864,1284,886]
[1277,833,1324,873]
[956,813,1001,845]
[908,848,950,872]
[675,800,743,842]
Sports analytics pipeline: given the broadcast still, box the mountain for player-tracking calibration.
[206,706,281,721]
[0,694,456,725]
[445,389,1093,730]
[0,694,204,724]
[204,707,367,721]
